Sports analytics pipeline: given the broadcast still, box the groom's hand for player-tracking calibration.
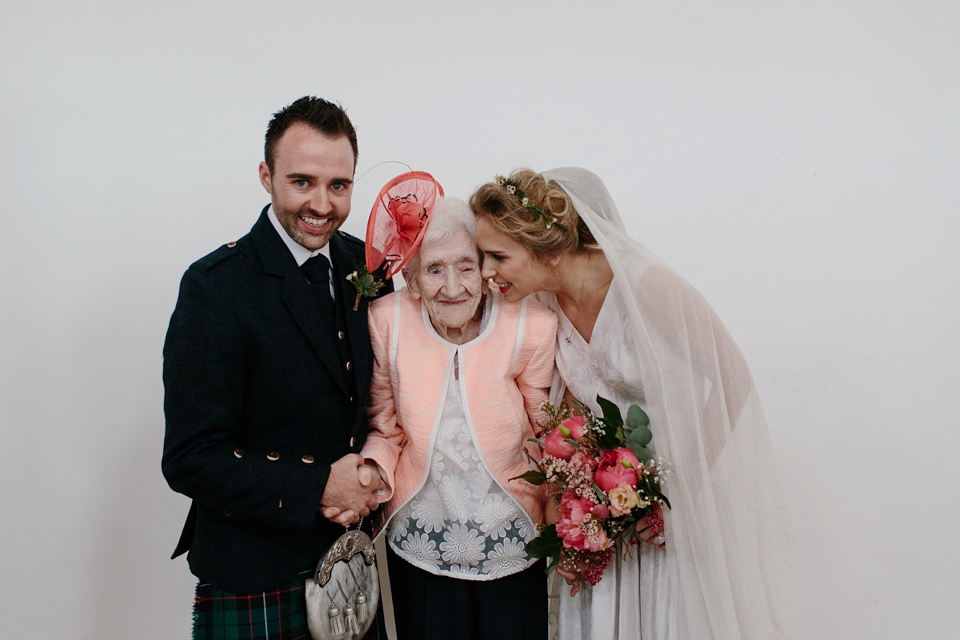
[321,462,385,525]
[320,454,383,525]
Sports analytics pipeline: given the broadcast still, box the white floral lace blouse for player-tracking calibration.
[386,360,537,581]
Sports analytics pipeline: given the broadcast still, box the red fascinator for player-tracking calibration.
[365,171,444,278]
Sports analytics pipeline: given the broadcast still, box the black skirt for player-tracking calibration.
[387,545,548,640]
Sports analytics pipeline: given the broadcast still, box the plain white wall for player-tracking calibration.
[2,1,958,638]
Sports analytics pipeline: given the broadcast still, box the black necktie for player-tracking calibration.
[301,254,334,307]
[301,253,355,396]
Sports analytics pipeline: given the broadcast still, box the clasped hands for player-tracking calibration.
[319,453,387,526]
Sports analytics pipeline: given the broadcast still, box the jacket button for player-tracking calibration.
[233,448,245,459]
[226,242,236,248]
[267,451,280,461]
[338,330,345,340]
[223,511,232,517]
[345,361,353,371]
[301,455,315,464]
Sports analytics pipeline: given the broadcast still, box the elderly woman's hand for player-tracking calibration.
[319,459,386,526]
[556,564,583,597]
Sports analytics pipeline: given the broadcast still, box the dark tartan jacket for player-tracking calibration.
[162,206,391,593]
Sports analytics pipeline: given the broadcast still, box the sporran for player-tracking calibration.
[305,525,379,640]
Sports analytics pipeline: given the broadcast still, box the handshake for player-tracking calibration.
[319,453,388,526]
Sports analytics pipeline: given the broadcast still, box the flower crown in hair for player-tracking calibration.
[495,175,568,232]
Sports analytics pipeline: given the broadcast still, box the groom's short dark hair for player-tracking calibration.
[264,96,358,171]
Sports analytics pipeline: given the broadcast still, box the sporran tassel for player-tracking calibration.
[356,591,369,622]
[328,603,345,636]
[344,604,361,636]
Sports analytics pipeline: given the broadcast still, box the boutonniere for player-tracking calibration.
[346,265,385,311]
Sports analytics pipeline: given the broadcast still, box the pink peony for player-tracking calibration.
[544,427,577,460]
[559,415,586,441]
[593,448,641,492]
[555,489,610,551]
[591,503,610,520]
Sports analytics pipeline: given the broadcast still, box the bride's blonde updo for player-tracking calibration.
[469,169,596,259]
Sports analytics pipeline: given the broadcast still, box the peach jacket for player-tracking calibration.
[361,287,558,530]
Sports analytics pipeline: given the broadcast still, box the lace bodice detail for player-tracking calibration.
[555,280,645,413]
[386,362,536,581]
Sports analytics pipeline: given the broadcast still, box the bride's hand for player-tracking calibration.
[636,504,666,550]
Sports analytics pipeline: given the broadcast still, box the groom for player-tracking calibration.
[162,96,389,637]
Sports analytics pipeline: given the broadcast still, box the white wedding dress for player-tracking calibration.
[538,168,795,640]
[552,280,667,640]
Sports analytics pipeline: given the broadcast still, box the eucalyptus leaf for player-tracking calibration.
[626,441,651,462]
[626,423,653,449]
[626,404,649,429]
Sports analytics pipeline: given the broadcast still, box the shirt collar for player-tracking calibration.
[267,205,332,267]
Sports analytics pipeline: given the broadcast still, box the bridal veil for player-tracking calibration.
[541,167,797,639]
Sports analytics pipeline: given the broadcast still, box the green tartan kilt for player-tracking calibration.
[192,571,312,640]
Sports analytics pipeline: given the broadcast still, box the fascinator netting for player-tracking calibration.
[365,171,444,278]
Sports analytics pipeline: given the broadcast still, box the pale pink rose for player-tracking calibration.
[608,483,646,516]
[593,448,640,492]
[559,415,586,441]
[544,428,576,460]
[555,489,610,551]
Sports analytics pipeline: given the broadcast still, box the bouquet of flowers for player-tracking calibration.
[513,396,669,587]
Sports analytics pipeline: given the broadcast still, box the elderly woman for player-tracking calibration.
[360,195,557,640]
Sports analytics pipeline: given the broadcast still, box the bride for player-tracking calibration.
[469,168,796,639]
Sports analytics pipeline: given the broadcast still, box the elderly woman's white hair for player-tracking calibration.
[403,196,479,277]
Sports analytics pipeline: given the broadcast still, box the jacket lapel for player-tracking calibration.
[284,272,350,395]
[250,209,349,396]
